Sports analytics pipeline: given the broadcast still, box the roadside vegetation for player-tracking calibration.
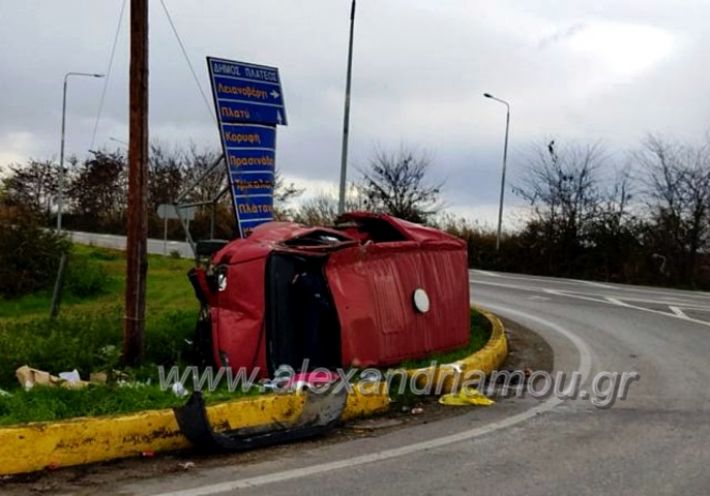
[0,241,205,425]
[4,136,707,290]
[296,138,710,290]
[0,242,198,375]
[0,134,706,425]
[0,239,491,425]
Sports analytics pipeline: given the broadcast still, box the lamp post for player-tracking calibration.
[483,92,510,251]
[338,0,356,214]
[57,72,105,231]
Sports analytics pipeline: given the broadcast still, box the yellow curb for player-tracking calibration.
[0,309,503,476]
[0,389,389,476]
[407,307,508,393]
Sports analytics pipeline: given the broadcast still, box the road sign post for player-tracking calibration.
[157,204,196,255]
[206,57,287,237]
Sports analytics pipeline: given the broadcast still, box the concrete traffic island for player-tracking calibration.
[0,309,507,477]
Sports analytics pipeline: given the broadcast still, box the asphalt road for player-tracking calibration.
[69,233,710,495]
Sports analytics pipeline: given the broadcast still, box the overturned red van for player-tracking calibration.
[190,212,470,376]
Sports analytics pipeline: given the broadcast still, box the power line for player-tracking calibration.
[90,0,127,149]
[159,0,216,123]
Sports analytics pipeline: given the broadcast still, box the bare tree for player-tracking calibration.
[358,147,442,223]
[271,170,304,220]
[637,134,710,286]
[1,159,61,219]
[149,143,186,212]
[273,170,303,203]
[290,185,367,226]
[292,195,340,226]
[67,150,127,231]
[588,166,640,280]
[182,145,226,203]
[514,140,608,275]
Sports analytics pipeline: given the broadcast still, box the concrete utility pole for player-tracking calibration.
[124,0,149,365]
[338,0,356,214]
[484,92,510,252]
[57,72,104,231]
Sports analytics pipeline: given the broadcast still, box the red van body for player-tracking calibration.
[192,212,470,376]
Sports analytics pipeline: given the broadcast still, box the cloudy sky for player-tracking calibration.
[1,1,708,226]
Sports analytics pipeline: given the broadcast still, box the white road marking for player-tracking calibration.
[474,279,547,293]
[669,306,690,319]
[473,271,604,289]
[474,277,709,328]
[471,269,710,300]
[544,289,710,329]
[571,279,615,289]
[599,295,709,308]
[470,269,501,277]
[149,304,593,496]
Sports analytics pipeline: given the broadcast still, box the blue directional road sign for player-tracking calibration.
[207,57,287,126]
[220,123,277,237]
[207,56,287,237]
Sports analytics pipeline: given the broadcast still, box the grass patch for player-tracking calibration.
[0,244,199,387]
[0,308,198,388]
[0,383,261,427]
[0,244,195,321]
[0,243,265,426]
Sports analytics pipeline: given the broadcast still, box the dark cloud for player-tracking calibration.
[1,1,708,224]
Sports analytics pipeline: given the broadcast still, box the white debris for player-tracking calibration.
[171,382,189,398]
[58,369,82,384]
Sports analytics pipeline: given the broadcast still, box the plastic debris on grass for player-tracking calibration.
[285,370,340,390]
[438,386,495,406]
[171,382,189,398]
[15,366,113,391]
[15,365,90,390]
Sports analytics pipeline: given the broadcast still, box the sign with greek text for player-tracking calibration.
[207,57,287,237]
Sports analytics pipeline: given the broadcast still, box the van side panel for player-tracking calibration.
[325,242,470,367]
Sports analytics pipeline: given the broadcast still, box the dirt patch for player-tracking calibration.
[0,318,553,495]
[500,316,554,373]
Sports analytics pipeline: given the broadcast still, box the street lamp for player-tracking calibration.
[484,92,510,251]
[57,72,104,231]
[338,0,356,214]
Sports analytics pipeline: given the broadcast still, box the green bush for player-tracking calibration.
[144,309,198,366]
[0,206,70,298]
[0,307,198,389]
[0,309,123,387]
[64,256,111,298]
